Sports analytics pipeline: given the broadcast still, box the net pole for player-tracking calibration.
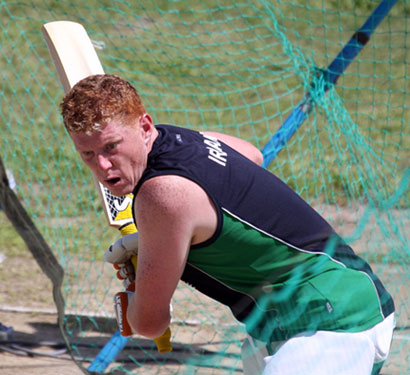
[261,0,399,169]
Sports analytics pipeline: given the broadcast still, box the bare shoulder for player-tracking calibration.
[136,175,195,214]
[135,175,202,229]
[135,175,217,245]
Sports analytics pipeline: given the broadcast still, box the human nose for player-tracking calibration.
[97,153,112,171]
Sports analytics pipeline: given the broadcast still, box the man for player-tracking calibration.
[61,74,395,374]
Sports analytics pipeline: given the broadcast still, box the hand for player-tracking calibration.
[114,261,135,290]
[104,232,139,264]
[105,232,139,288]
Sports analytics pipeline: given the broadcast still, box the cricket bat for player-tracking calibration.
[42,20,172,353]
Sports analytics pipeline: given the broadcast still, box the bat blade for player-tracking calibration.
[42,21,104,93]
[42,21,133,229]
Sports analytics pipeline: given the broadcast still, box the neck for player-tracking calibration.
[146,126,159,154]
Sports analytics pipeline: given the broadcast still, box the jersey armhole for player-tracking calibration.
[132,170,223,250]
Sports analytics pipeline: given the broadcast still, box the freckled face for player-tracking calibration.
[70,116,155,196]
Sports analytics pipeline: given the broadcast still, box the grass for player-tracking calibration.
[0,211,26,257]
[0,209,115,262]
[0,4,408,372]
[0,1,408,269]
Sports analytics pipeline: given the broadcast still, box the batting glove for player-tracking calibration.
[113,262,135,289]
[105,232,139,288]
[104,232,139,264]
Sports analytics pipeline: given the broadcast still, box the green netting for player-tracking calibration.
[0,0,409,374]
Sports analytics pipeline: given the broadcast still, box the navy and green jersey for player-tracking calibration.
[133,125,394,342]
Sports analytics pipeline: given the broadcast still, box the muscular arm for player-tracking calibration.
[127,174,217,338]
[126,129,260,338]
[203,131,263,166]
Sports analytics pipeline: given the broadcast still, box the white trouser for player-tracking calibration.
[241,313,395,375]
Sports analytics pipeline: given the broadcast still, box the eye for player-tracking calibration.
[105,143,117,152]
[81,151,94,160]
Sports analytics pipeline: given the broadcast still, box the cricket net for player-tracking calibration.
[0,0,408,374]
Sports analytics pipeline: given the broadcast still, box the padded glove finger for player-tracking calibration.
[104,232,139,264]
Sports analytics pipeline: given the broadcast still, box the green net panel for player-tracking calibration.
[0,0,408,374]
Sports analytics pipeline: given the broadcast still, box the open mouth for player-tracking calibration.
[106,177,121,186]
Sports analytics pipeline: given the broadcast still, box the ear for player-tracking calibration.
[139,113,153,130]
[139,113,154,144]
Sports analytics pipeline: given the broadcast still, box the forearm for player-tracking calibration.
[127,293,171,338]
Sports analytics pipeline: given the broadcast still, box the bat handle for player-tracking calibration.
[119,222,138,236]
[120,224,173,353]
[153,327,172,353]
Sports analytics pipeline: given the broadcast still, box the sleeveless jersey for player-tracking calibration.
[133,125,394,342]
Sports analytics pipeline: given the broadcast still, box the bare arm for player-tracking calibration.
[203,131,263,166]
[127,174,217,338]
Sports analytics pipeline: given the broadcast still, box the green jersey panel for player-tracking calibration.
[188,210,385,341]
